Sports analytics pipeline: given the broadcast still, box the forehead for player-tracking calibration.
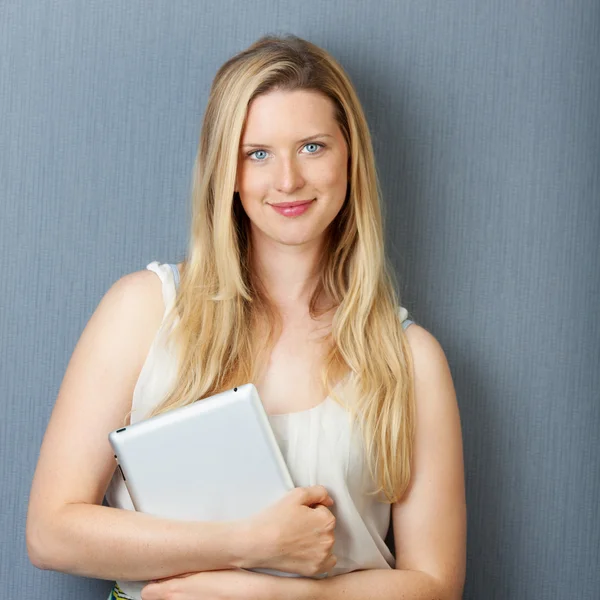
[241,89,338,140]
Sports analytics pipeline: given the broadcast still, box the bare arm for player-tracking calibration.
[26,271,252,581]
[389,324,466,598]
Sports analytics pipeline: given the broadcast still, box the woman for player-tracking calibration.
[26,34,466,600]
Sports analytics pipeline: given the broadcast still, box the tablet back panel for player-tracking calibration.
[108,384,295,522]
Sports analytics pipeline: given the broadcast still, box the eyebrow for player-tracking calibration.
[241,133,334,149]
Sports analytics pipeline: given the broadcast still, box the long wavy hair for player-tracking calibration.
[147,34,415,503]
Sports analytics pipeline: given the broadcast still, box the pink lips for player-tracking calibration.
[269,198,315,217]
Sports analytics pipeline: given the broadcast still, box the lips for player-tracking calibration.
[268,199,315,208]
[268,198,315,217]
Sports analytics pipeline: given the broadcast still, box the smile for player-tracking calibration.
[268,198,316,217]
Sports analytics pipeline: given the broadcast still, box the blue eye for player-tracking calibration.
[249,149,268,161]
[304,143,322,153]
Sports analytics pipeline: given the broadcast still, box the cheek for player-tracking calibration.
[322,168,348,208]
[240,170,271,200]
[238,194,260,221]
[314,157,347,192]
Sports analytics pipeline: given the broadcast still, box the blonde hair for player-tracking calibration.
[148,34,415,503]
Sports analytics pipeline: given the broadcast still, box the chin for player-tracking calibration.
[272,233,316,246]
[251,218,329,247]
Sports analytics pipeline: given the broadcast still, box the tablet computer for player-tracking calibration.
[108,383,295,523]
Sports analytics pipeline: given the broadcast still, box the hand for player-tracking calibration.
[246,485,337,577]
[141,569,274,600]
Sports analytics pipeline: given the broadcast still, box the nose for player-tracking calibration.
[274,155,305,195]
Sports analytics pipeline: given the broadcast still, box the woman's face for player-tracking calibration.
[236,89,349,248]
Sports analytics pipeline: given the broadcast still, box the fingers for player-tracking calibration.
[313,504,336,529]
[313,553,337,576]
[297,485,334,507]
[324,553,337,572]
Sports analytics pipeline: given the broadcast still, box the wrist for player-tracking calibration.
[230,518,262,570]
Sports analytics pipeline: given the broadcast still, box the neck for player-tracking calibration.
[249,230,326,312]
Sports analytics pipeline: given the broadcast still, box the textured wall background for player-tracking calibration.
[1,1,598,598]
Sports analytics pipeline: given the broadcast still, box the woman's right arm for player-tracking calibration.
[25,270,254,581]
[26,270,336,582]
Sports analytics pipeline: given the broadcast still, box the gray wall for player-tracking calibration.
[2,1,598,598]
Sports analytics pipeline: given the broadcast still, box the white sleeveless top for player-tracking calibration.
[104,261,415,599]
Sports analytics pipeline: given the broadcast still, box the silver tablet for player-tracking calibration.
[108,383,295,523]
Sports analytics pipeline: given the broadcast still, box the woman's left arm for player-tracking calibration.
[142,324,466,600]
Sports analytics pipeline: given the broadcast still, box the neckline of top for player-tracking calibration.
[267,395,331,419]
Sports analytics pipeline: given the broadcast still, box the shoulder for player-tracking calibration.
[110,267,162,295]
[403,323,454,390]
[102,268,164,316]
[90,267,166,351]
[402,323,458,430]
